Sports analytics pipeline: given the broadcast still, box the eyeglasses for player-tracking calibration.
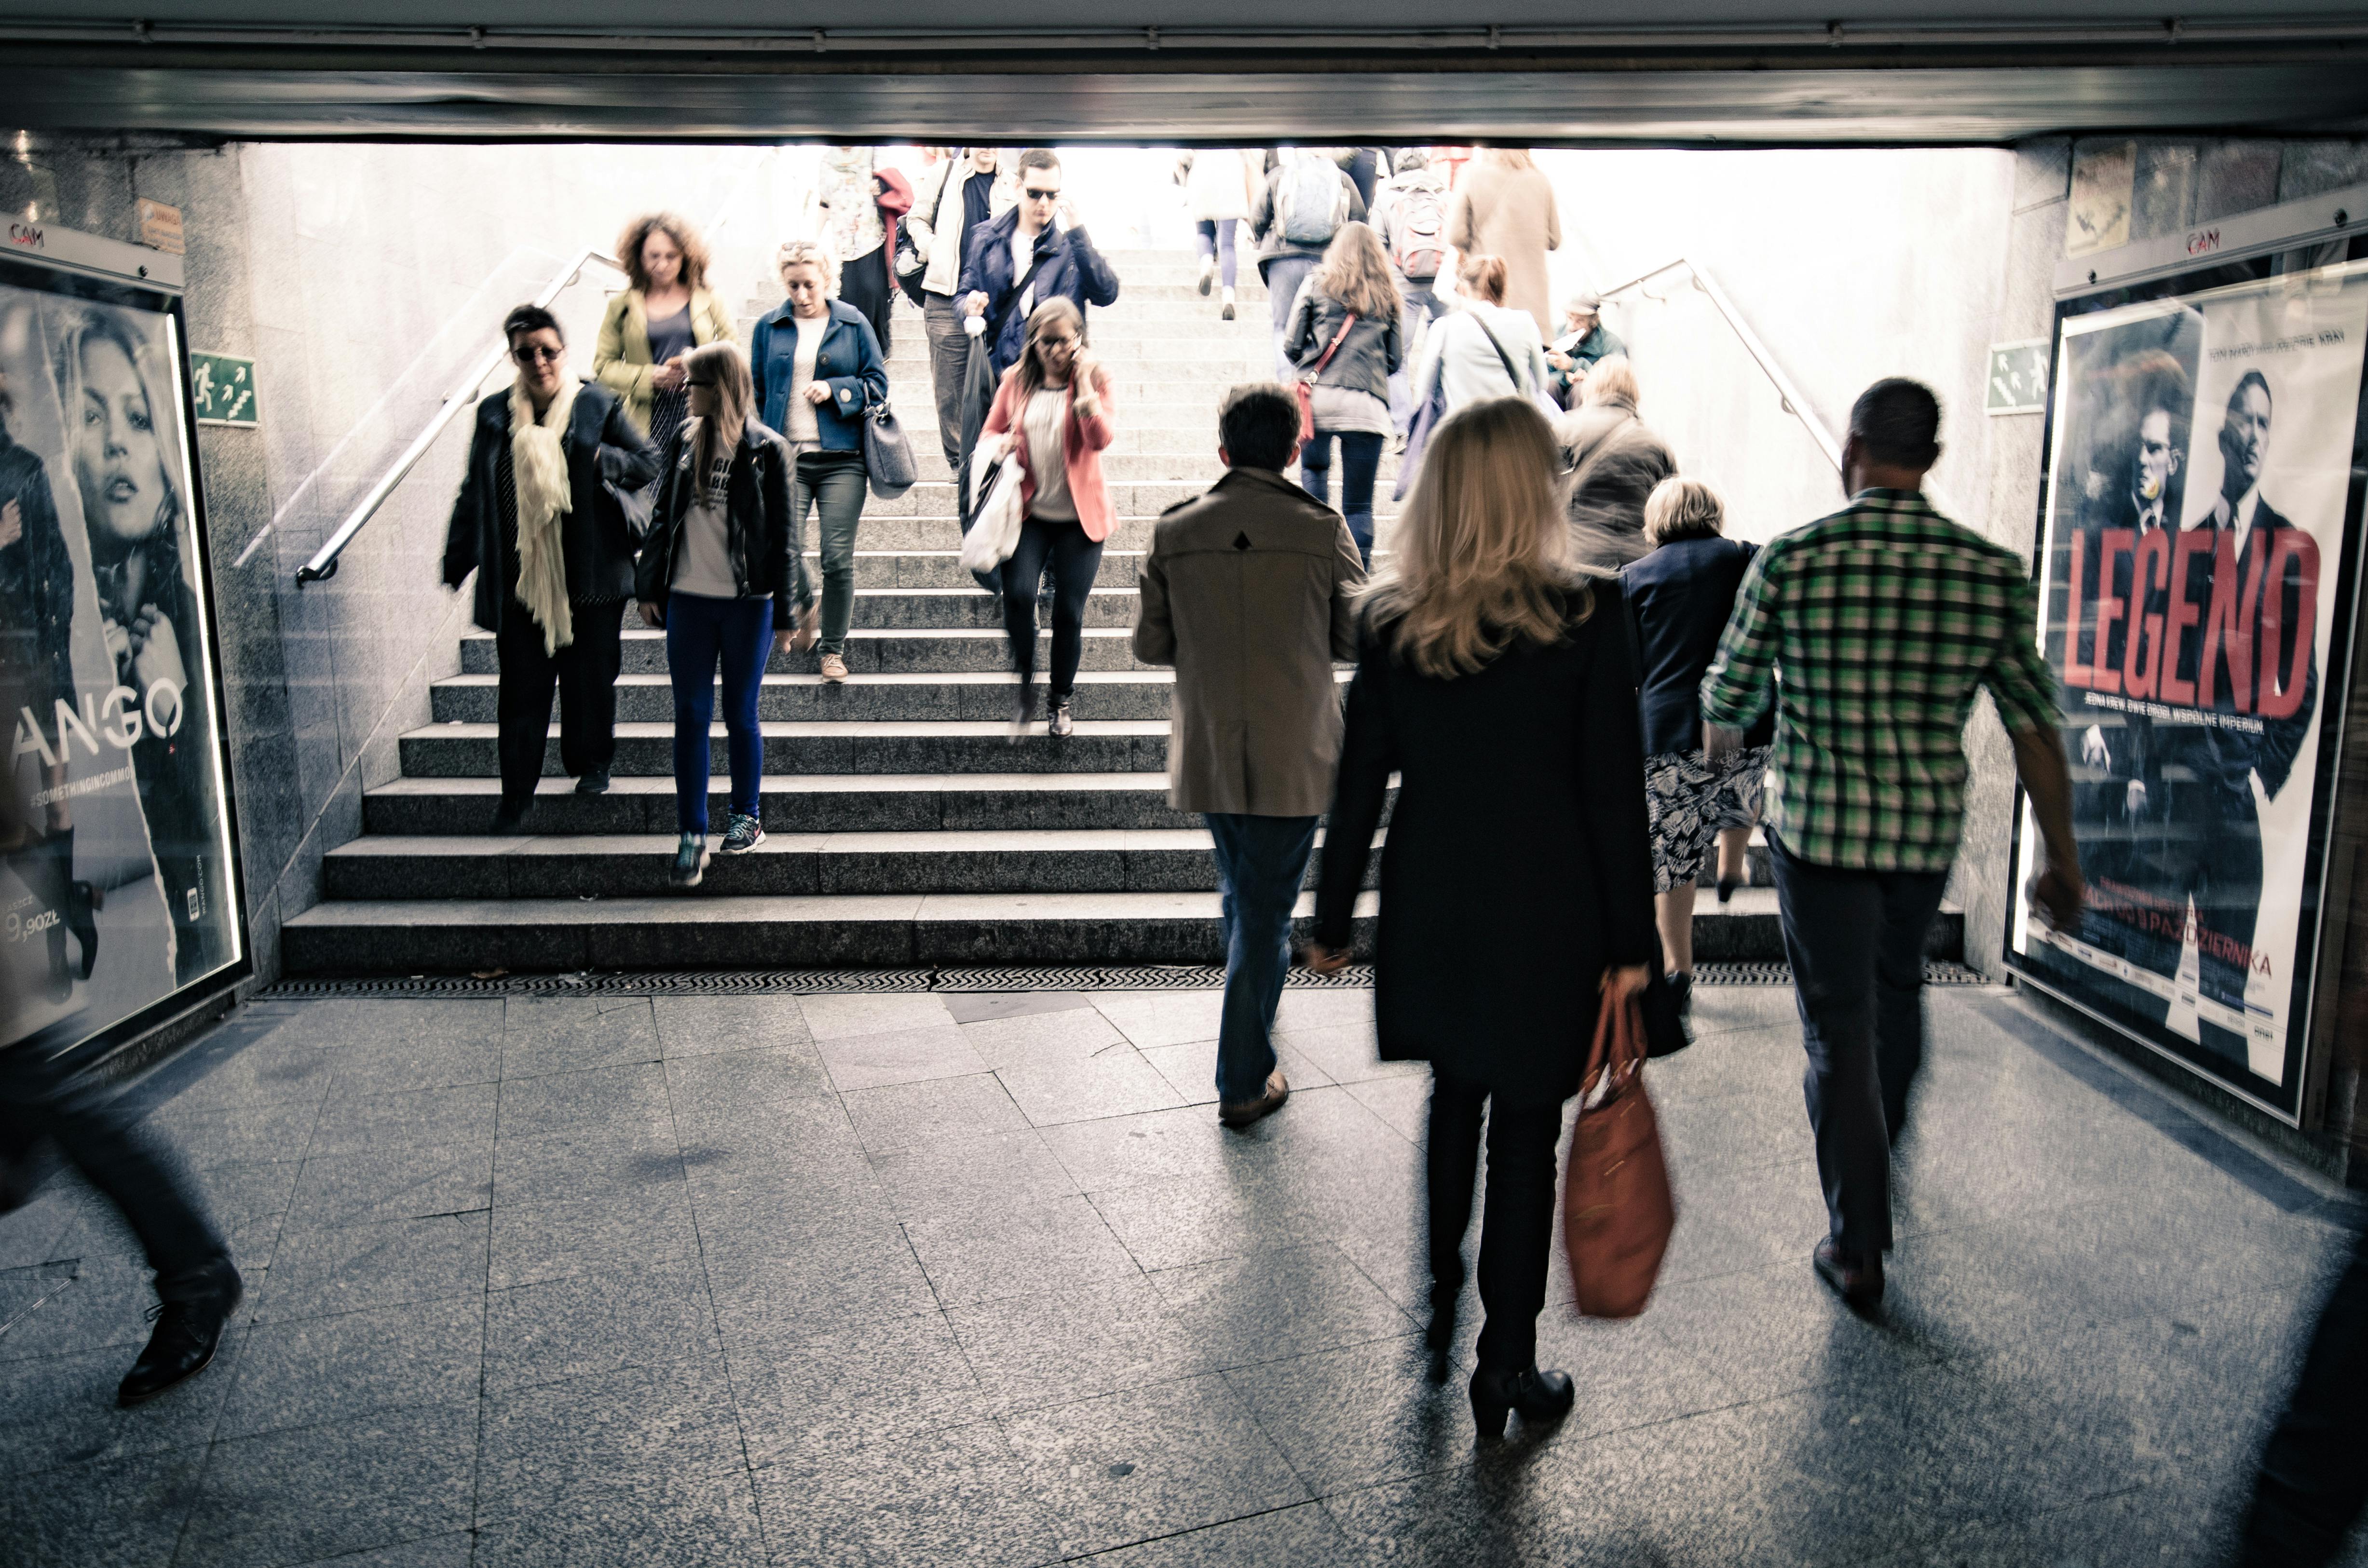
[512,344,563,364]
[1022,187,1060,202]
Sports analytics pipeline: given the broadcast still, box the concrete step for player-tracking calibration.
[363,770,1402,838]
[845,587,1139,630]
[899,449,1405,486]
[780,548,1149,592]
[424,668,1254,725]
[859,482,1401,522]
[320,827,1386,900]
[281,890,1382,973]
[462,628,1164,678]
[398,719,1173,778]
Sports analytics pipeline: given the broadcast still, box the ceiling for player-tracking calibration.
[5,5,2368,143]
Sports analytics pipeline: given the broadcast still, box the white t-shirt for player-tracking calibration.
[1022,385,1075,521]
[1011,228,1039,318]
[784,317,825,443]
[671,443,749,598]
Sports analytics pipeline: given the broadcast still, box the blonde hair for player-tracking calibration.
[1364,397,1586,678]
[1583,355,1638,408]
[683,341,753,475]
[617,212,711,292]
[1313,221,1401,322]
[1643,476,1725,547]
[1457,254,1508,305]
[776,239,837,294]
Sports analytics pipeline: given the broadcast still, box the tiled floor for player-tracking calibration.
[2,983,2361,1568]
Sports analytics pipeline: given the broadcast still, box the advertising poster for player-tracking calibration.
[1,262,240,1052]
[2015,260,2368,1116]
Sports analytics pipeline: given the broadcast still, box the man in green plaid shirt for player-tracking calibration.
[1700,378,2083,1309]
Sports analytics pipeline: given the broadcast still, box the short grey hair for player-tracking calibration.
[1643,476,1726,547]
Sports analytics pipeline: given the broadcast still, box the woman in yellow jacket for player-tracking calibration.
[595,211,735,452]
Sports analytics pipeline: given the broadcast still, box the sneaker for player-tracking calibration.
[1047,697,1075,738]
[1220,286,1237,322]
[1198,256,1214,296]
[719,813,765,854]
[820,652,849,683]
[669,832,709,888]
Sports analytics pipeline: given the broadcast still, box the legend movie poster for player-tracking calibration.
[2014,260,2368,1117]
[1,260,241,1054]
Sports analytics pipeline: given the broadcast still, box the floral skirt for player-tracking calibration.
[1644,745,1770,894]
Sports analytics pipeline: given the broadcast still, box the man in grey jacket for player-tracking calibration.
[1134,384,1366,1128]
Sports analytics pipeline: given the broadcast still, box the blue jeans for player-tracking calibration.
[1768,834,1949,1257]
[1265,254,1317,382]
[1194,218,1238,288]
[1390,281,1446,433]
[665,592,775,836]
[1299,431,1383,568]
[1205,812,1320,1104]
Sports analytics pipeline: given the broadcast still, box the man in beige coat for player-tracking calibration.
[1135,384,1366,1128]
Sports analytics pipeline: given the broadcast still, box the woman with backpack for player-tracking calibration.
[1283,221,1402,569]
[1176,149,1261,322]
[1251,150,1369,382]
[1412,255,1551,417]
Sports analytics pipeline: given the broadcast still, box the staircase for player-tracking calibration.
[282,247,1932,975]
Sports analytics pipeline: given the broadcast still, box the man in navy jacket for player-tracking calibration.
[958,148,1121,378]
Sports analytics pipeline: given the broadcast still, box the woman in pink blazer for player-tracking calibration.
[980,297,1117,737]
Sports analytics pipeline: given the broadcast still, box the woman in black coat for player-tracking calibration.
[1308,396,1658,1438]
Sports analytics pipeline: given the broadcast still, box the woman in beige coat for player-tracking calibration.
[1448,149,1562,338]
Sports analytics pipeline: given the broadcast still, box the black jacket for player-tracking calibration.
[1620,535,1775,758]
[1316,584,1659,1102]
[634,420,805,628]
[441,381,656,635]
[1283,282,1404,405]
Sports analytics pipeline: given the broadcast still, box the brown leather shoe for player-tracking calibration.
[1813,1237,1884,1308]
[1218,1069,1289,1130]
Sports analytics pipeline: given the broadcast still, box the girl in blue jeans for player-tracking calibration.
[634,342,811,888]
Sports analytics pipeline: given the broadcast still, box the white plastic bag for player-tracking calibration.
[959,448,1025,577]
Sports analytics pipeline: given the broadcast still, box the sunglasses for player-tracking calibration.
[512,344,563,364]
[1022,187,1060,202]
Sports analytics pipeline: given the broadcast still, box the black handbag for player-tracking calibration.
[1639,965,1692,1059]
[862,395,918,501]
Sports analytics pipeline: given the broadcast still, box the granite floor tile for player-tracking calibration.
[812,1023,990,1092]
[654,994,818,1057]
[487,1185,703,1290]
[307,1080,499,1159]
[286,1534,476,1568]
[175,1403,477,1568]
[483,1256,721,1391]
[218,1293,486,1439]
[0,1253,264,1365]
[797,992,957,1040]
[1082,1502,1364,1568]
[140,1095,324,1170]
[840,1071,1033,1154]
[1649,1257,1954,1404]
[490,1126,686,1209]
[476,1351,746,1522]
[1335,1073,1432,1143]
[704,1223,941,1343]
[726,1306,987,1473]
[869,1127,1080,1219]
[0,1443,209,1568]
[903,1191,1143,1306]
[0,1339,236,1476]
[663,1043,838,1121]
[1139,1036,1337,1108]
[256,1210,490,1323]
[750,1418,1058,1568]
[500,996,661,1077]
[475,1470,770,1568]
[1095,990,1232,1049]
[1148,1244,1417,1369]
[1221,1336,1481,1497]
[281,1143,493,1231]
[1263,1022,1422,1087]
[979,1012,1189,1126]
[1087,1169,1335,1274]
[1002,1372,1311,1556]
[948,1274,1219,1416]
[495,1061,675,1146]
[1038,1104,1244,1193]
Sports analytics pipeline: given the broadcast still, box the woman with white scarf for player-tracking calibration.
[441,304,659,832]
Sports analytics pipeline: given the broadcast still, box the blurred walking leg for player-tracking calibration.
[2239,1223,2368,1567]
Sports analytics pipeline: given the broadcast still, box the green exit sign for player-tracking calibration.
[190,351,259,426]
[1985,339,2050,416]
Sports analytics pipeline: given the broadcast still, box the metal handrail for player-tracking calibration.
[1596,257,1844,472]
[294,246,626,584]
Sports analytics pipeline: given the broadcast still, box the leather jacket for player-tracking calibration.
[634,419,807,628]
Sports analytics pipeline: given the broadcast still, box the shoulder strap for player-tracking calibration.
[1308,311,1359,376]
[989,240,1054,343]
[1470,312,1529,394]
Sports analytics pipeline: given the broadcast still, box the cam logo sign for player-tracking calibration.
[190,351,258,426]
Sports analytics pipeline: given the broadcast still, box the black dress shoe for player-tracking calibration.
[491,798,531,833]
[575,768,611,795]
[118,1266,243,1406]
[1469,1363,1575,1438]
[1813,1237,1884,1309]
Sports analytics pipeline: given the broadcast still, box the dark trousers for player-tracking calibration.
[1194,219,1240,288]
[792,449,869,657]
[664,592,774,837]
[1002,514,1103,700]
[923,293,970,473]
[1768,834,1949,1257]
[1299,430,1384,568]
[1204,812,1319,1104]
[0,1044,229,1301]
[1428,1071,1564,1373]
[839,245,893,356]
[495,597,626,806]
[2240,1223,2368,1567]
